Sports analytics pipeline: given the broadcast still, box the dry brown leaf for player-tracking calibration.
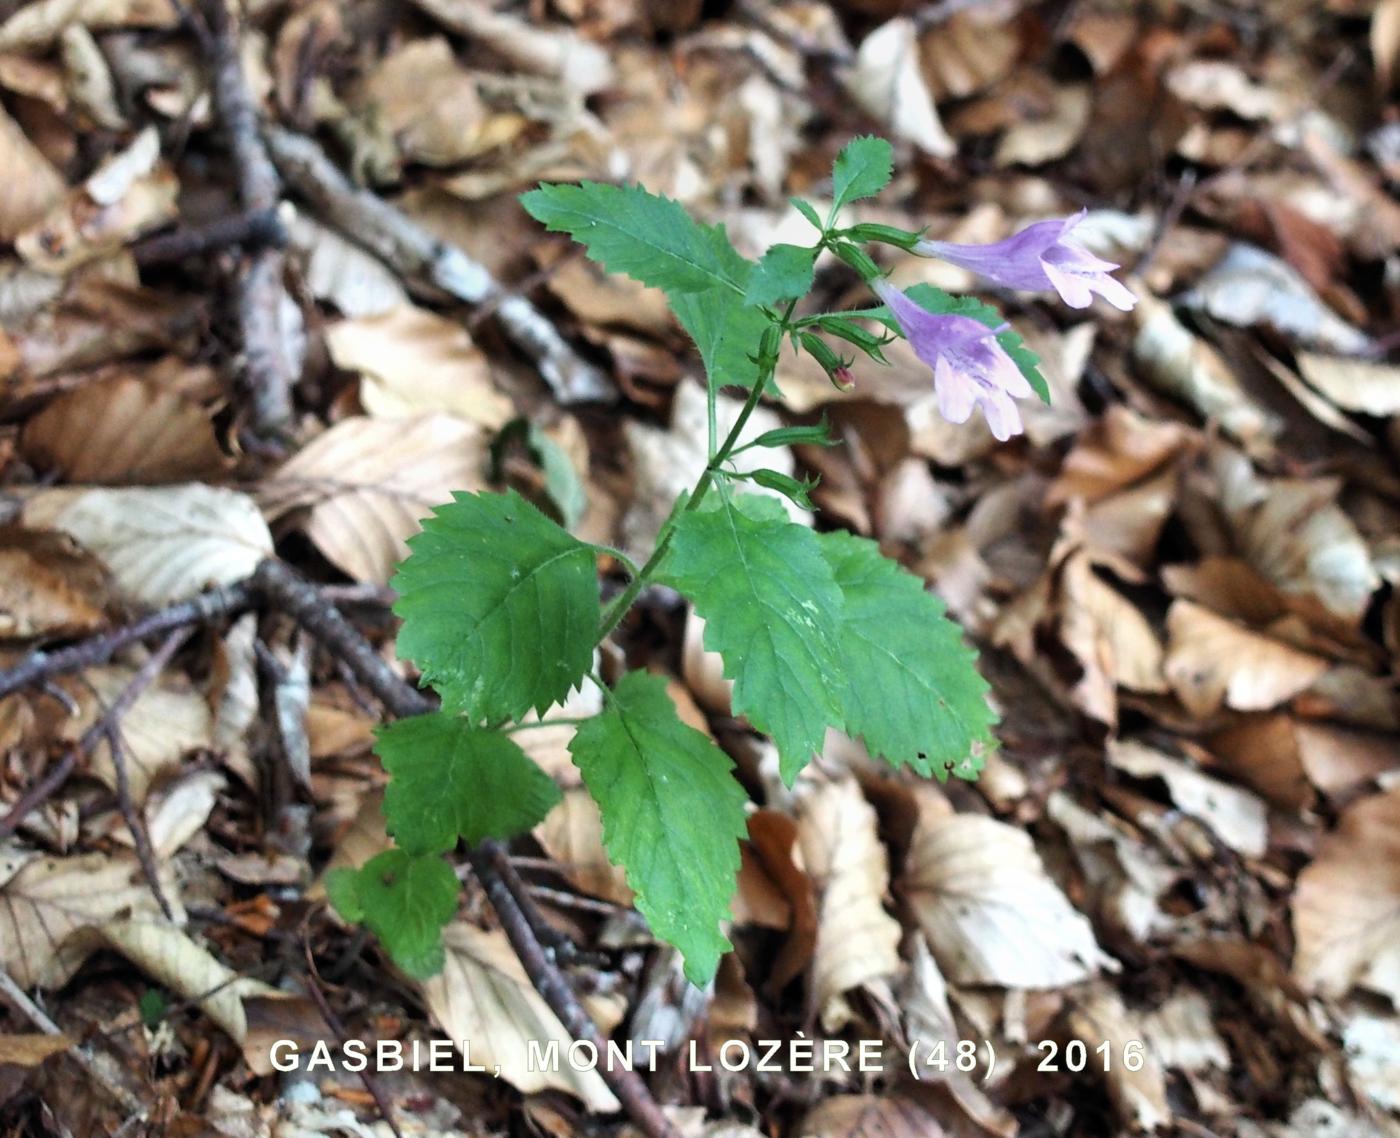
[1047,405,1193,507]
[796,779,901,1033]
[798,1090,951,1138]
[23,483,273,606]
[0,1033,73,1067]
[1162,601,1329,718]
[535,787,633,906]
[21,376,227,483]
[1065,985,1171,1132]
[919,11,1018,101]
[0,0,175,52]
[744,808,817,992]
[905,811,1116,988]
[289,213,406,318]
[0,103,64,241]
[1107,739,1268,858]
[1376,0,1400,90]
[843,18,955,159]
[0,526,108,638]
[260,413,486,584]
[1297,353,1400,417]
[1293,787,1400,1006]
[421,923,622,1111]
[1131,291,1280,450]
[0,849,170,987]
[1166,60,1293,120]
[16,128,178,274]
[1341,1010,1400,1114]
[1140,991,1230,1073]
[325,304,510,427]
[995,82,1091,168]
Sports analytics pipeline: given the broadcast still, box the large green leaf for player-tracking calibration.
[669,285,773,393]
[660,495,845,783]
[391,490,599,722]
[326,849,459,978]
[569,671,748,986]
[377,714,562,855]
[819,532,995,780]
[520,182,751,297]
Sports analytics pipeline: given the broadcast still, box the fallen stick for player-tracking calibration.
[262,126,616,405]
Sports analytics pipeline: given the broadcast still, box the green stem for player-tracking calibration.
[596,300,798,644]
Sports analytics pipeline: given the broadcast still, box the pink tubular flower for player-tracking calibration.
[872,279,1033,441]
[912,211,1137,311]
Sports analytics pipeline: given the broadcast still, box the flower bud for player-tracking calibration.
[798,333,855,391]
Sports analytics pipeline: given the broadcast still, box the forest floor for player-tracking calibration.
[1,0,1400,1136]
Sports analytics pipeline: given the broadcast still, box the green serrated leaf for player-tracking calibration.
[337,850,459,979]
[569,671,747,986]
[790,197,824,232]
[521,182,751,298]
[660,495,845,783]
[325,867,365,922]
[392,490,599,722]
[744,244,817,307]
[377,714,562,855]
[832,136,894,214]
[670,285,776,395]
[819,532,995,781]
[901,283,1051,404]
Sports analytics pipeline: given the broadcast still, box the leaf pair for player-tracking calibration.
[660,494,995,785]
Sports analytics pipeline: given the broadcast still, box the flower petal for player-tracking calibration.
[934,356,977,423]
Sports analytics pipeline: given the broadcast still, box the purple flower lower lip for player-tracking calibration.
[872,279,1034,442]
[912,211,1137,312]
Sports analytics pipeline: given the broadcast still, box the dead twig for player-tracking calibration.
[133,207,286,267]
[250,558,678,1138]
[1,627,195,841]
[0,582,253,702]
[261,126,616,405]
[191,0,297,447]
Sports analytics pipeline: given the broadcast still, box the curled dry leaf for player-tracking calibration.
[535,788,634,906]
[1131,292,1281,450]
[1107,739,1268,859]
[0,103,64,242]
[324,303,511,427]
[796,779,901,1033]
[0,526,109,638]
[420,923,623,1111]
[20,376,228,483]
[1297,352,1400,417]
[1293,787,1400,1006]
[289,213,406,318]
[1162,601,1329,718]
[259,413,487,584]
[1046,405,1193,507]
[798,1089,951,1138]
[23,483,273,606]
[0,0,176,52]
[16,128,178,274]
[0,848,174,987]
[905,811,1117,988]
[1140,991,1231,1073]
[1065,985,1171,1132]
[843,18,956,159]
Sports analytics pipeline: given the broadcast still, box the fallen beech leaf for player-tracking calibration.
[798,1090,952,1138]
[325,304,511,427]
[1293,787,1400,1006]
[906,812,1117,988]
[534,787,633,906]
[0,0,175,52]
[1163,601,1329,717]
[1210,715,1400,808]
[260,413,487,583]
[21,376,227,483]
[23,483,272,606]
[0,104,64,241]
[1107,738,1268,858]
[290,213,406,318]
[919,12,1018,101]
[1140,991,1230,1073]
[995,82,1091,168]
[1297,353,1400,417]
[0,1033,73,1067]
[0,526,109,638]
[796,779,901,1032]
[1047,405,1193,507]
[1166,60,1292,120]
[421,923,622,1111]
[1374,0,1400,91]
[0,850,171,987]
[16,128,178,274]
[843,18,956,158]
[1066,985,1171,1132]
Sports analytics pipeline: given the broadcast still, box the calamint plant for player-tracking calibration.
[328,137,1136,984]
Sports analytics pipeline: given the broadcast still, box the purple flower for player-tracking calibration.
[872,279,1034,441]
[912,211,1137,311]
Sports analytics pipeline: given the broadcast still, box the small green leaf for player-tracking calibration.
[790,197,824,232]
[377,714,562,855]
[818,532,996,781]
[730,468,819,510]
[660,494,845,782]
[335,850,460,979]
[744,243,817,307]
[521,182,751,298]
[832,136,894,214]
[901,284,1051,404]
[569,671,748,986]
[670,285,776,394]
[392,490,600,722]
[743,418,837,450]
[490,419,588,531]
[326,867,365,922]
[138,990,167,1029]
